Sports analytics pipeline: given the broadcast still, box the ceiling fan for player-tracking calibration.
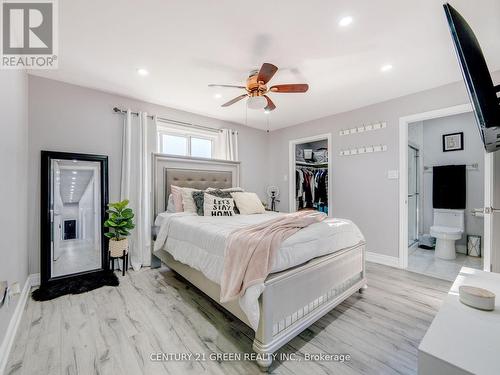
[208,63,309,112]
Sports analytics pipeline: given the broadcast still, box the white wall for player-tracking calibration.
[28,75,270,273]
[421,112,484,252]
[0,71,29,348]
[268,70,500,258]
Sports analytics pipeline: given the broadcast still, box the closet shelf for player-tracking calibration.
[296,161,329,168]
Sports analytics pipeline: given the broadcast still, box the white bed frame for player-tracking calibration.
[151,154,367,370]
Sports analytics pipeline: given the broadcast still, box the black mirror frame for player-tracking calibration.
[40,151,109,287]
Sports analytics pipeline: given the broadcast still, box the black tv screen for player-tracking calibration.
[443,3,500,152]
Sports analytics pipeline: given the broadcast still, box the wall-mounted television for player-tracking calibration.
[443,3,500,152]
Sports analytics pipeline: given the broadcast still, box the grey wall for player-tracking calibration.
[268,70,500,258]
[28,75,269,274]
[0,71,29,345]
[421,112,484,252]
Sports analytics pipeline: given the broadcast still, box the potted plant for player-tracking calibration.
[104,199,135,258]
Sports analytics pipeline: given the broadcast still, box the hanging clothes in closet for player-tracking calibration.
[296,167,328,213]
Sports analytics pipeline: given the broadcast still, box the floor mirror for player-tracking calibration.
[40,151,109,286]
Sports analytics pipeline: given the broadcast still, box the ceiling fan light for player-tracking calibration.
[247,96,267,110]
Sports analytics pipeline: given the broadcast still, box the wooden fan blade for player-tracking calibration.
[264,95,276,111]
[257,63,278,84]
[208,84,246,89]
[270,84,309,93]
[221,94,247,107]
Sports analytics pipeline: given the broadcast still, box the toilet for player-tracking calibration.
[430,209,464,260]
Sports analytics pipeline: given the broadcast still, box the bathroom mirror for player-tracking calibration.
[40,151,109,286]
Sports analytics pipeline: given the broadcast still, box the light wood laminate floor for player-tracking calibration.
[6,263,451,375]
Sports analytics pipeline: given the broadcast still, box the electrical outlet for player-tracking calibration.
[388,170,399,180]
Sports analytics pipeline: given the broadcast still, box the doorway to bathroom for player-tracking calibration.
[400,105,486,281]
[408,145,420,248]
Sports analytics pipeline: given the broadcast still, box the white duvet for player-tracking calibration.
[154,212,364,330]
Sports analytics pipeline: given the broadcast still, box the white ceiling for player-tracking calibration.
[59,169,93,204]
[31,0,500,130]
[55,161,95,204]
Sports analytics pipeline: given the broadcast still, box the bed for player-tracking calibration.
[151,154,367,369]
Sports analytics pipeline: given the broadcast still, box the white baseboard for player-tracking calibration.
[0,273,38,375]
[366,251,400,268]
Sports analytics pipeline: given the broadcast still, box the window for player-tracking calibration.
[190,137,212,158]
[160,134,188,156]
[157,128,215,158]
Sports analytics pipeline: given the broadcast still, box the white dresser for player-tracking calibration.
[418,267,500,375]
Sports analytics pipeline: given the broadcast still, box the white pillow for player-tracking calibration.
[203,193,235,217]
[181,187,200,213]
[230,192,265,215]
[166,194,176,213]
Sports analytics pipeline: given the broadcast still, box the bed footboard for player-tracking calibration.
[253,243,366,369]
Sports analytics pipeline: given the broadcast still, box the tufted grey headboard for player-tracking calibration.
[165,168,232,198]
[152,154,240,217]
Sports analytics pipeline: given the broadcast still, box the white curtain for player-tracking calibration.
[120,110,156,270]
[216,128,239,161]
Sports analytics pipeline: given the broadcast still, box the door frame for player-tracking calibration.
[289,133,332,215]
[407,143,420,248]
[398,103,473,269]
[484,152,495,271]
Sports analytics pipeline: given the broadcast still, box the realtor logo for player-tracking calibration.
[1,0,58,69]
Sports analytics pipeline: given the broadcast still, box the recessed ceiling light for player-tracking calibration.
[137,68,149,76]
[214,93,222,99]
[339,16,353,27]
[381,64,393,72]
[72,177,76,180]
[72,171,77,174]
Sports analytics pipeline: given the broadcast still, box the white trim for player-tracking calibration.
[0,273,38,375]
[398,103,472,269]
[483,152,493,271]
[288,133,332,214]
[365,251,400,268]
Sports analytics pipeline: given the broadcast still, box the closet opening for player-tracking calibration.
[289,134,332,215]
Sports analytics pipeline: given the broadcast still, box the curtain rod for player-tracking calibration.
[112,107,222,133]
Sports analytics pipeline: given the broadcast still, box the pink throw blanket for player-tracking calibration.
[220,211,327,303]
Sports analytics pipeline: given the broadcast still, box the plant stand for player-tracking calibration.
[109,249,129,276]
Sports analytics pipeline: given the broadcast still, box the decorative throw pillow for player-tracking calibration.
[166,194,176,213]
[192,189,240,215]
[203,193,235,217]
[180,187,201,213]
[230,192,265,215]
[170,185,183,212]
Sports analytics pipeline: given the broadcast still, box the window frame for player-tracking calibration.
[157,125,216,159]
